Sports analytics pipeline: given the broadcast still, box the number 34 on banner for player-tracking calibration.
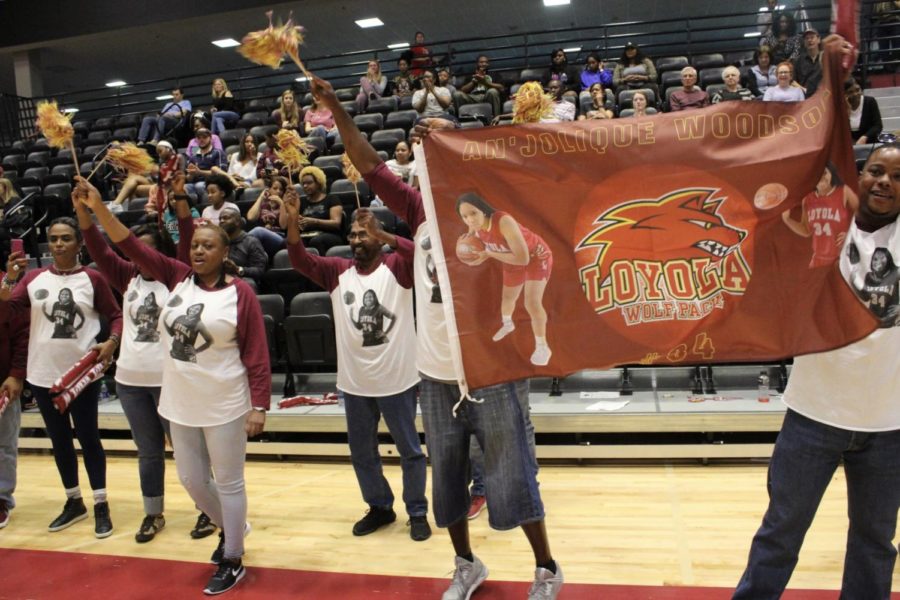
[640,332,717,365]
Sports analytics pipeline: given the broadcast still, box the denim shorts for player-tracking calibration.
[419,379,544,530]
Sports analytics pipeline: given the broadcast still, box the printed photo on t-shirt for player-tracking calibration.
[129,290,162,343]
[848,244,900,328]
[41,287,85,339]
[346,288,396,347]
[164,300,214,362]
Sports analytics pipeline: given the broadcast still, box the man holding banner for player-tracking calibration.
[309,77,564,600]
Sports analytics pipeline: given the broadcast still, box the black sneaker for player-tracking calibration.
[48,498,88,532]
[94,501,113,539]
[191,512,217,539]
[408,515,432,541]
[0,499,9,529]
[352,506,396,536]
[203,559,245,595]
[135,514,165,543]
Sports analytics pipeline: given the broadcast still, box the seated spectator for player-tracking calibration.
[763,62,805,102]
[579,53,613,99]
[273,89,303,131]
[210,78,240,136]
[218,207,268,283]
[187,115,223,155]
[143,186,199,244]
[0,178,22,261]
[199,174,239,224]
[391,57,418,98]
[216,133,262,189]
[793,26,822,96]
[746,46,777,97]
[410,31,433,77]
[543,49,580,100]
[757,0,779,36]
[629,91,653,118]
[761,12,802,64]
[279,166,343,256]
[669,67,710,111]
[303,96,338,145]
[712,66,754,103]
[185,128,226,205]
[413,70,453,118]
[256,131,289,181]
[437,68,456,95]
[613,43,659,101]
[138,87,191,144]
[577,83,613,120]
[356,59,388,114]
[542,80,576,122]
[112,140,186,209]
[247,176,289,257]
[385,141,416,187]
[453,55,504,118]
[845,78,883,145]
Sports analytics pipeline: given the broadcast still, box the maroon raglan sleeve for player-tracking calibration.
[363,162,427,232]
[86,269,123,338]
[234,279,271,410]
[286,239,348,293]
[6,281,28,379]
[3,268,39,317]
[118,232,193,290]
[385,235,415,289]
[82,222,137,294]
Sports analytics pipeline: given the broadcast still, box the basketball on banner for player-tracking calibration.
[572,165,757,343]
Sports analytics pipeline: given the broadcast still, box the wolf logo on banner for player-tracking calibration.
[575,188,751,326]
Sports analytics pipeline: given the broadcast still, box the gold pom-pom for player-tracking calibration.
[35,101,74,149]
[341,153,361,184]
[105,143,155,175]
[274,128,311,171]
[512,81,554,124]
[239,11,311,79]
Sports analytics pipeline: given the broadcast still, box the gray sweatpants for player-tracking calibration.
[170,414,248,560]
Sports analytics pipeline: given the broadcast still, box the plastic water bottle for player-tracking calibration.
[100,379,110,402]
[757,371,770,403]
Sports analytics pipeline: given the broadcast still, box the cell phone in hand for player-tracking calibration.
[10,239,24,255]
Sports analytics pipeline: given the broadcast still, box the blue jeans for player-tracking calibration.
[470,379,535,496]
[420,379,544,530]
[117,383,169,515]
[248,226,286,258]
[343,386,427,517]
[211,111,240,136]
[0,392,21,508]
[138,115,180,143]
[186,181,207,206]
[33,381,106,491]
[308,125,338,145]
[734,409,900,599]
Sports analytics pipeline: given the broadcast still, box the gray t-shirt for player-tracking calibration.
[413,87,451,117]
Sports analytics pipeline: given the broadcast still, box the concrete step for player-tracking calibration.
[874,95,900,109]
[882,116,900,131]
[865,85,900,98]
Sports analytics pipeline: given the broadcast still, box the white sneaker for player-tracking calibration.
[492,322,515,342]
[442,555,488,600]
[527,564,564,599]
[530,345,552,366]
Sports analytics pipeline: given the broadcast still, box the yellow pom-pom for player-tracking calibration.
[35,101,74,149]
[512,81,554,124]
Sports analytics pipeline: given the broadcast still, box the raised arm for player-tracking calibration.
[76,195,135,293]
[311,76,382,175]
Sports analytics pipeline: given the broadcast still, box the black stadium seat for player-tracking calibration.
[369,128,406,154]
[656,56,689,74]
[519,68,548,83]
[699,68,724,88]
[384,110,418,134]
[366,97,398,116]
[458,103,493,125]
[353,113,384,135]
[692,53,725,71]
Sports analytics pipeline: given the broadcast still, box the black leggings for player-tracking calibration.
[33,381,106,491]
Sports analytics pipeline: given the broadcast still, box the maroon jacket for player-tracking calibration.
[0,272,29,382]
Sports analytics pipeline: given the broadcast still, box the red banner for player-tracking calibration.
[416,39,877,390]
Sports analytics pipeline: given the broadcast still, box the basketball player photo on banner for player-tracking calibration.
[415,36,879,390]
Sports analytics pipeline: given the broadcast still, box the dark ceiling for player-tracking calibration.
[0,0,775,97]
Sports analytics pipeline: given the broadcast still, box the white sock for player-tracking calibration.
[535,336,547,347]
[65,486,82,500]
[501,316,513,326]
[93,489,108,504]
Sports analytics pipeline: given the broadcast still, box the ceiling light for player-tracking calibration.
[543,0,570,6]
[563,47,581,53]
[295,76,308,82]
[156,94,174,100]
[743,31,762,38]
[355,17,384,28]
[105,80,127,87]
[61,107,79,114]
[388,42,409,49]
[212,38,241,48]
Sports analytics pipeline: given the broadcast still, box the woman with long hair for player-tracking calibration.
[210,78,240,136]
[544,48,579,100]
[613,42,659,100]
[73,175,270,595]
[761,11,803,64]
[356,59,388,114]
[303,96,338,144]
[455,192,554,366]
[247,176,289,257]
[274,89,302,131]
[0,217,122,539]
[747,46,778,97]
[216,133,261,189]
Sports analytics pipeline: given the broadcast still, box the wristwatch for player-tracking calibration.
[238,266,245,277]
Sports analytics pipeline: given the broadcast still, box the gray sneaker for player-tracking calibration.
[442,555,488,600]
[527,564,564,600]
